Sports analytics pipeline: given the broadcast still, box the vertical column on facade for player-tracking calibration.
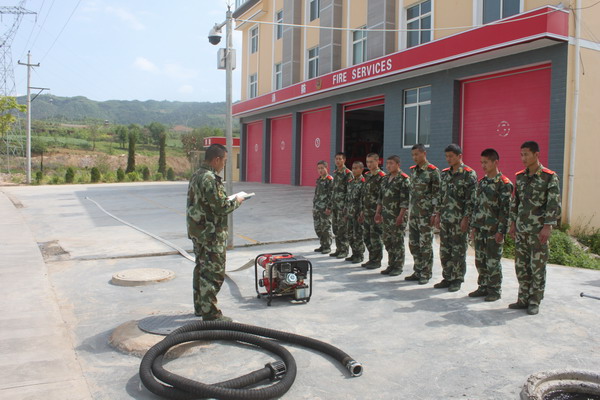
[240,122,247,182]
[263,118,271,183]
[319,0,343,76]
[291,112,302,185]
[366,0,396,60]
[330,103,344,159]
[282,0,302,87]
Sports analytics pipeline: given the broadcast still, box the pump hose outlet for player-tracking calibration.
[139,320,362,400]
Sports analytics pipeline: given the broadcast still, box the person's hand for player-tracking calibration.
[374,213,383,224]
[325,208,332,216]
[429,214,436,227]
[235,195,245,204]
[396,209,406,226]
[509,222,516,240]
[469,228,475,242]
[539,224,552,245]
[460,217,469,233]
[495,232,504,244]
[358,212,365,224]
[434,213,441,230]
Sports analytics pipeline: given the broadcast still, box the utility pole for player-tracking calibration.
[225,6,234,249]
[18,51,39,184]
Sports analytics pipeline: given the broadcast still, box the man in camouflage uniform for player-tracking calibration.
[469,148,513,302]
[434,144,477,292]
[313,160,333,254]
[509,141,561,315]
[375,155,410,276]
[187,144,244,321]
[405,144,440,285]
[326,152,353,259]
[344,161,366,263]
[359,153,386,269]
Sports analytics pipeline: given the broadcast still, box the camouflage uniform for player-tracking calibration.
[471,173,513,297]
[329,167,353,255]
[313,174,333,250]
[408,163,440,280]
[187,164,240,319]
[378,171,411,273]
[510,164,561,307]
[345,174,366,259]
[362,169,386,265]
[438,164,477,285]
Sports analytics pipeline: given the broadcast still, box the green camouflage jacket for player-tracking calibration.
[471,172,514,234]
[437,164,478,223]
[378,171,411,221]
[329,167,353,211]
[362,169,386,217]
[510,164,561,233]
[313,174,333,212]
[409,162,440,218]
[345,175,365,217]
[186,164,240,242]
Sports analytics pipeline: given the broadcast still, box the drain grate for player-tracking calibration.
[138,313,199,336]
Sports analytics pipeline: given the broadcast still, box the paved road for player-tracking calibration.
[1,182,599,400]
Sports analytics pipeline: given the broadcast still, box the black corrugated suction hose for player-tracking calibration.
[139,320,363,400]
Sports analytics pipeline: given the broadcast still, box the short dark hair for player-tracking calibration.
[352,161,364,168]
[335,152,346,159]
[481,148,499,162]
[205,143,227,161]
[411,144,427,152]
[317,160,328,168]
[521,141,540,153]
[444,144,462,155]
[387,155,401,164]
[366,152,379,160]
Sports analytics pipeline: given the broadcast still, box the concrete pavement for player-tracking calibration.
[1,182,599,400]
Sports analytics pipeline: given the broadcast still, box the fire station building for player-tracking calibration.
[231,0,600,229]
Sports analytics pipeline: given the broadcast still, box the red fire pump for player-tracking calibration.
[254,252,312,306]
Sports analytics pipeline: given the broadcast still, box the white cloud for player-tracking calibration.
[133,57,158,73]
[178,85,194,94]
[164,63,199,80]
[106,6,145,31]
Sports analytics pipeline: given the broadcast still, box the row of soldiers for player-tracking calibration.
[313,141,561,315]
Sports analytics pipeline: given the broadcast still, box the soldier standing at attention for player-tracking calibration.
[469,148,513,302]
[187,144,245,321]
[375,155,411,276]
[434,144,477,292]
[326,152,353,259]
[509,141,561,315]
[405,144,440,285]
[344,161,366,263]
[359,153,386,269]
[313,160,334,254]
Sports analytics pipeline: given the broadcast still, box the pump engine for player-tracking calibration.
[254,252,312,306]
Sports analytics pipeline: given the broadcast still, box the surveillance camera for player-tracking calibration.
[208,25,222,45]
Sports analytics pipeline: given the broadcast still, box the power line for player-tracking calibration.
[40,0,82,62]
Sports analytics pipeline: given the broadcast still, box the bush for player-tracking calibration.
[50,174,62,185]
[166,167,175,181]
[65,167,75,183]
[126,171,141,182]
[90,167,101,183]
[153,172,164,181]
[35,171,43,185]
[116,167,125,182]
[141,166,150,181]
[103,171,116,183]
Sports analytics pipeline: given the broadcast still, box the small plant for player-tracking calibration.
[65,167,75,183]
[51,175,62,185]
[153,172,164,181]
[141,166,150,181]
[166,167,175,181]
[90,167,101,183]
[117,167,125,182]
[35,171,43,185]
[126,171,141,182]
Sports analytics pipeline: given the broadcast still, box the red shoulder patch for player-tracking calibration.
[516,169,526,175]
[378,171,386,177]
[347,178,353,183]
[410,165,417,169]
[428,164,437,170]
[364,171,371,175]
[327,175,333,180]
[463,166,473,172]
[360,177,366,182]
[501,176,512,184]
[542,168,555,175]
[442,167,450,172]
[478,176,485,182]
[345,168,351,174]
[401,172,409,178]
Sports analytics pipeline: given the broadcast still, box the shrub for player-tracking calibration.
[65,167,75,183]
[153,172,164,181]
[90,167,101,183]
[50,175,62,185]
[103,171,116,183]
[35,171,43,185]
[117,167,125,182]
[141,166,150,181]
[126,171,141,182]
[166,167,175,181]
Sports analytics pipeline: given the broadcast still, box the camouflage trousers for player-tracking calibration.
[192,238,226,319]
[408,215,435,279]
[439,220,468,282]
[346,215,365,257]
[473,229,503,295]
[331,207,349,254]
[313,210,332,249]
[382,220,406,270]
[514,232,548,306]
[362,214,383,263]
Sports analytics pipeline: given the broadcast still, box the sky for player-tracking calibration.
[4,0,243,102]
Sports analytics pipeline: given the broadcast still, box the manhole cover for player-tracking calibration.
[138,313,199,335]
[111,268,175,286]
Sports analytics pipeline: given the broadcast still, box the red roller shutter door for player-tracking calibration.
[270,116,292,184]
[300,107,331,187]
[461,65,551,179]
[245,121,263,182]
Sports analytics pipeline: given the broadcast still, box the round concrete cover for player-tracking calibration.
[138,313,199,335]
[111,268,175,286]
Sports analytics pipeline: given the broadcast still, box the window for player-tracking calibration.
[250,26,259,54]
[403,86,431,146]
[482,0,520,24]
[352,27,367,65]
[307,47,319,79]
[249,74,258,98]
[406,0,432,48]
[275,10,283,40]
[274,63,282,90]
[309,0,320,21]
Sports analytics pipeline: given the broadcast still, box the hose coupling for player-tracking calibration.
[266,360,287,381]
[346,360,363,377]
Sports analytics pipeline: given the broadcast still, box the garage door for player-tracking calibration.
[270,116,292,185]
[245,120,263,182]
[461,64,551,179]
[300,107,331,187]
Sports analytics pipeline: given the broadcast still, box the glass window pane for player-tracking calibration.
[404,107,418,146]
[483,0,501,24]
[419,86,431,102]
[421,15,431,29]
[405,89,418,104]
[407,21,419,48]
[421,0,431,14]
[353,42,363,65]
[421,30,431,44]
[407,4,419,20]
[418,103,431,145]
[503,0,520,18]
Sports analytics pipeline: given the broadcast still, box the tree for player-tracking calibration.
[158,132,167,176]
[0,96,26,138]
[116,125,128,149]
[31,138,48,172]
[147,122,166,147]
[88,122,100,151]
[180,126,223,157]
[126,124,140,173]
